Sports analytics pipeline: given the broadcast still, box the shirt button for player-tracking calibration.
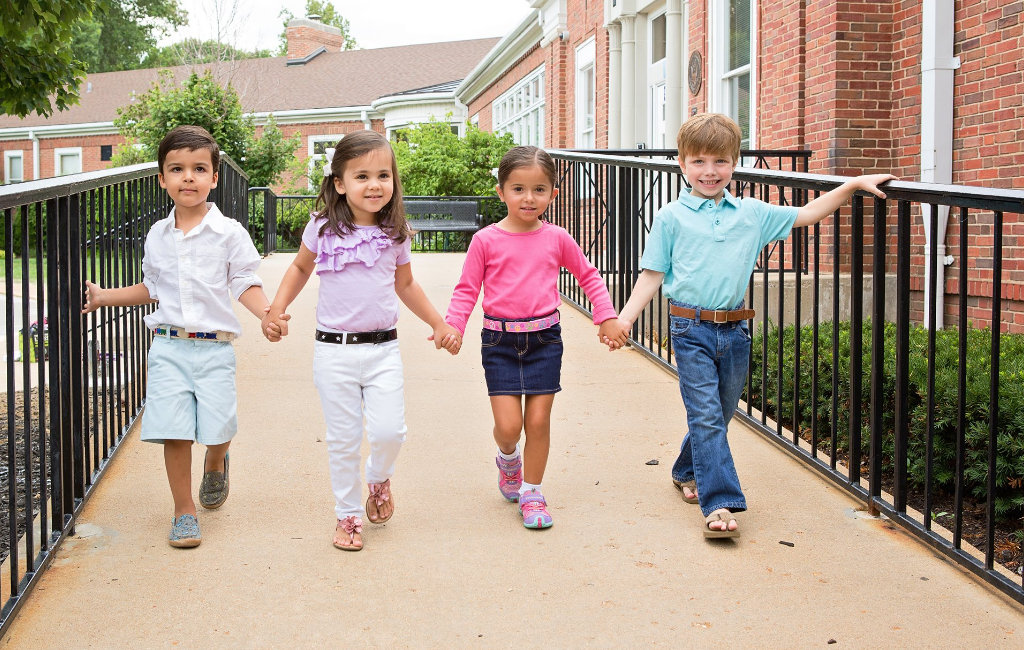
[715,220,721,225]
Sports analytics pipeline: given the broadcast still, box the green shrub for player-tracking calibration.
[747,320,1024,520]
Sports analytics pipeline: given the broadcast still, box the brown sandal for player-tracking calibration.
[672,478,699,504]
[365,479,394,524]
[703,509,740,539]
[333,516,363,551]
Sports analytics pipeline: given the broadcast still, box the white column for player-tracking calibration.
[620,14,637,148]
[666,0,683,138]
[607,22,622,148]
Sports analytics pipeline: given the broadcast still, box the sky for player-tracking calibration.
[163,0,535,52]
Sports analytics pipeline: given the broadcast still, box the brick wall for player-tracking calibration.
[1,134,127,181]
[286,23,345,59]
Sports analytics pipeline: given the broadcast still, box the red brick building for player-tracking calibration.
[454,0,1023,330]
[0,18,496,190]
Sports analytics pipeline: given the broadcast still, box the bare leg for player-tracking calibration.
[204,441,229,473]
[522,394,555,485]
[490,395,524,455]
[165,440,195,518]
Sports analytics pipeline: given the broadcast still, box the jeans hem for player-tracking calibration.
[700,501,747,517]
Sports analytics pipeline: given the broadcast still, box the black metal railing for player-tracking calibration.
[0,154,249,636]
[548,150,1024,604]
[246,189,503,253]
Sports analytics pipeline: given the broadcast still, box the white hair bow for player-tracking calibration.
[322,147,335,177]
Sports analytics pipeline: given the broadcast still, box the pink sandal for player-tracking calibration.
[334,516,363,551]
[366,479,394,524]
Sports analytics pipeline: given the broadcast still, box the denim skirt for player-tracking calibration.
[480,318,563,396]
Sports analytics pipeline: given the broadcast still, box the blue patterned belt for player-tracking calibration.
[153,327,235,342]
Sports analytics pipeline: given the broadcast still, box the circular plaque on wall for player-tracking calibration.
[688,51,703,95]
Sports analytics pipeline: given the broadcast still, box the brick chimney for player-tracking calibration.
[286,15,344,60]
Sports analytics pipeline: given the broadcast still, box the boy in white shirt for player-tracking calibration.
[83,125,281,548]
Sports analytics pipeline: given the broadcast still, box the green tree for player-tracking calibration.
[278,0,358,54]
[112,70,298,187]
[72,0,186,73]
[0,0,96,117]
[392,116,515,196]
[142,38,272,68]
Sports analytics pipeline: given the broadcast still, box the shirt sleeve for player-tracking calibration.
[640,207,674,273]
[754,199,799,250]
[226,222,263,300]
[444,232,486,335]
[141,231,160,301]
[301,215,320,254]
[558,229,618,324]
[394,235,413,265]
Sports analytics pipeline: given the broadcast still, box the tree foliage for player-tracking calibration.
[392,116,515,197]
[142,38,273,68]
[0,0,96,117]
[112,70,298,187]
[72,0,186,73]
[278,0,358,54]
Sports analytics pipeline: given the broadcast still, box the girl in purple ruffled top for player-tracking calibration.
[263,131,461,551]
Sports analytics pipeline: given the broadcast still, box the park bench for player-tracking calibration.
[404,199,482,251]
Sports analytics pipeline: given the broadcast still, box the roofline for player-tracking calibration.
[455,11,543,106]
[0,121,118,140]
[370,92,457,112]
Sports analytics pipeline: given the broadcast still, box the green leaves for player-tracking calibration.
[0,0,95,117]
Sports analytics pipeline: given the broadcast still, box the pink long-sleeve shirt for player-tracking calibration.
[444,222,618,335]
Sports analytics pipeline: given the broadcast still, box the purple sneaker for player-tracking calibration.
[519,489,553,529]
[496,455,523,502]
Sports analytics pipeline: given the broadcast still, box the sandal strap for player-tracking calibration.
[367,479,392,508]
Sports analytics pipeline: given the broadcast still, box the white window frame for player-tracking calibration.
[648,9,668,148]
[4,150,24,184]
[493,65,545,147]
[54,147,83,177]
[710,0,757,151]
[307,134,346,189]
[576,38,597,149]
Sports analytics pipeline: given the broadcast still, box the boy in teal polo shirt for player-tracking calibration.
[613,113,895,538]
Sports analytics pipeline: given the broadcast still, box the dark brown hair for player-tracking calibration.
[675,113,742,163]
[314,130,408,242]
[496,145,557,188]
[158,125,221,172]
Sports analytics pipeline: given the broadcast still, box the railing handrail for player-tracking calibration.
[548,150,1024,213]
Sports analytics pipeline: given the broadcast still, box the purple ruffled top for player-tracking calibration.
[313,226,393,274]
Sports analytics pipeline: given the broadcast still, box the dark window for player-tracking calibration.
[100,145,113,161]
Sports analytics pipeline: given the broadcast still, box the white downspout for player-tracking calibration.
[921,0,959,330]
[665,0,683,139]
[360,110,371,130]
[620,14,637,148]
[607,22,622,148]
[29,130,40,180]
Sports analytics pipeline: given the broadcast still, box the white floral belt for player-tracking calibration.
[482,311,560,333]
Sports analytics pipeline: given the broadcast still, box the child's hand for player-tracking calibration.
[428,323,462,355]
[855,174,898,199]
[82,281,105,314]
[598,318,629,351]
[261,306,290,342]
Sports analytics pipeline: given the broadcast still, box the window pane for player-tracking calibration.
[729,72,751,148]
[653,14,667,62]
[59,153,81,175]
[10,156,23,181]
[729,0,751,70]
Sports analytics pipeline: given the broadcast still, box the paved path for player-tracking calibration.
[2,253,1020,649]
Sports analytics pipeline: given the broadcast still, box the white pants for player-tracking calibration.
[312,339,407,519]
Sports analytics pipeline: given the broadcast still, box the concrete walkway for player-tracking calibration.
[2,253,1020,649]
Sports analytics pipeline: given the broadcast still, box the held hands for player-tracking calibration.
[854,174,899,199]
[598,317,630,351]
[428,323,463,355]
[261,306,291,343]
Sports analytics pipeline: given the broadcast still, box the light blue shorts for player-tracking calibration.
[141,336,238,445]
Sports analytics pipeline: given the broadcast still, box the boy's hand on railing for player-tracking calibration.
[598,318,630,351]
[854,174,899,199]
[429,323,462,355]
[82,281,105,314]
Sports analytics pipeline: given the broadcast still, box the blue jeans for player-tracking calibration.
[669,301,750,516]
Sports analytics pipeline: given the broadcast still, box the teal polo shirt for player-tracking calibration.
[640,189,798,310]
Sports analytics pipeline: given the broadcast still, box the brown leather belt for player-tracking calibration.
[669,305,755,323]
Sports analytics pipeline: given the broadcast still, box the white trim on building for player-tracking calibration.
[3,150,24,184]
[54,147,82,176]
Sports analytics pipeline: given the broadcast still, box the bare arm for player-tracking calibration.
[237,285,272,320]
[617,270,666,326]
[794,174,898,228]
[261,244,316,339]
[395,263,461,353]
[82,281,155,314]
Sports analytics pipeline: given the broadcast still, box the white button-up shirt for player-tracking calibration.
[142,203,263,336]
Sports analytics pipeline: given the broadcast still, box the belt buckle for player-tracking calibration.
[713,311,728,324]
[373,331,388,344]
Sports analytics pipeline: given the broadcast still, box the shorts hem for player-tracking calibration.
[141,432,236,445]
[486,387,562,396]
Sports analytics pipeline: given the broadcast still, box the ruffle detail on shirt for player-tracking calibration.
[314,227,392,274]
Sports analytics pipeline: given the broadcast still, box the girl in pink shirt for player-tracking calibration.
[263,131,460,551]
[445,146,627,529]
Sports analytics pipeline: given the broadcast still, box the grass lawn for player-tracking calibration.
[0,256,139,285]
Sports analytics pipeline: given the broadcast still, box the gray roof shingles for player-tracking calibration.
[0,38,499,128]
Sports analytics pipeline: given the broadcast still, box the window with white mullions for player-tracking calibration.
[712,0,755,151]
[648,11,668,148]
[576,38,596,149]
[494,66,545,147]
[3,151,24,184]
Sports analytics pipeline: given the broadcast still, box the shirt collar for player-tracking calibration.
[677,189,740,210]
[163,203,228,235]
